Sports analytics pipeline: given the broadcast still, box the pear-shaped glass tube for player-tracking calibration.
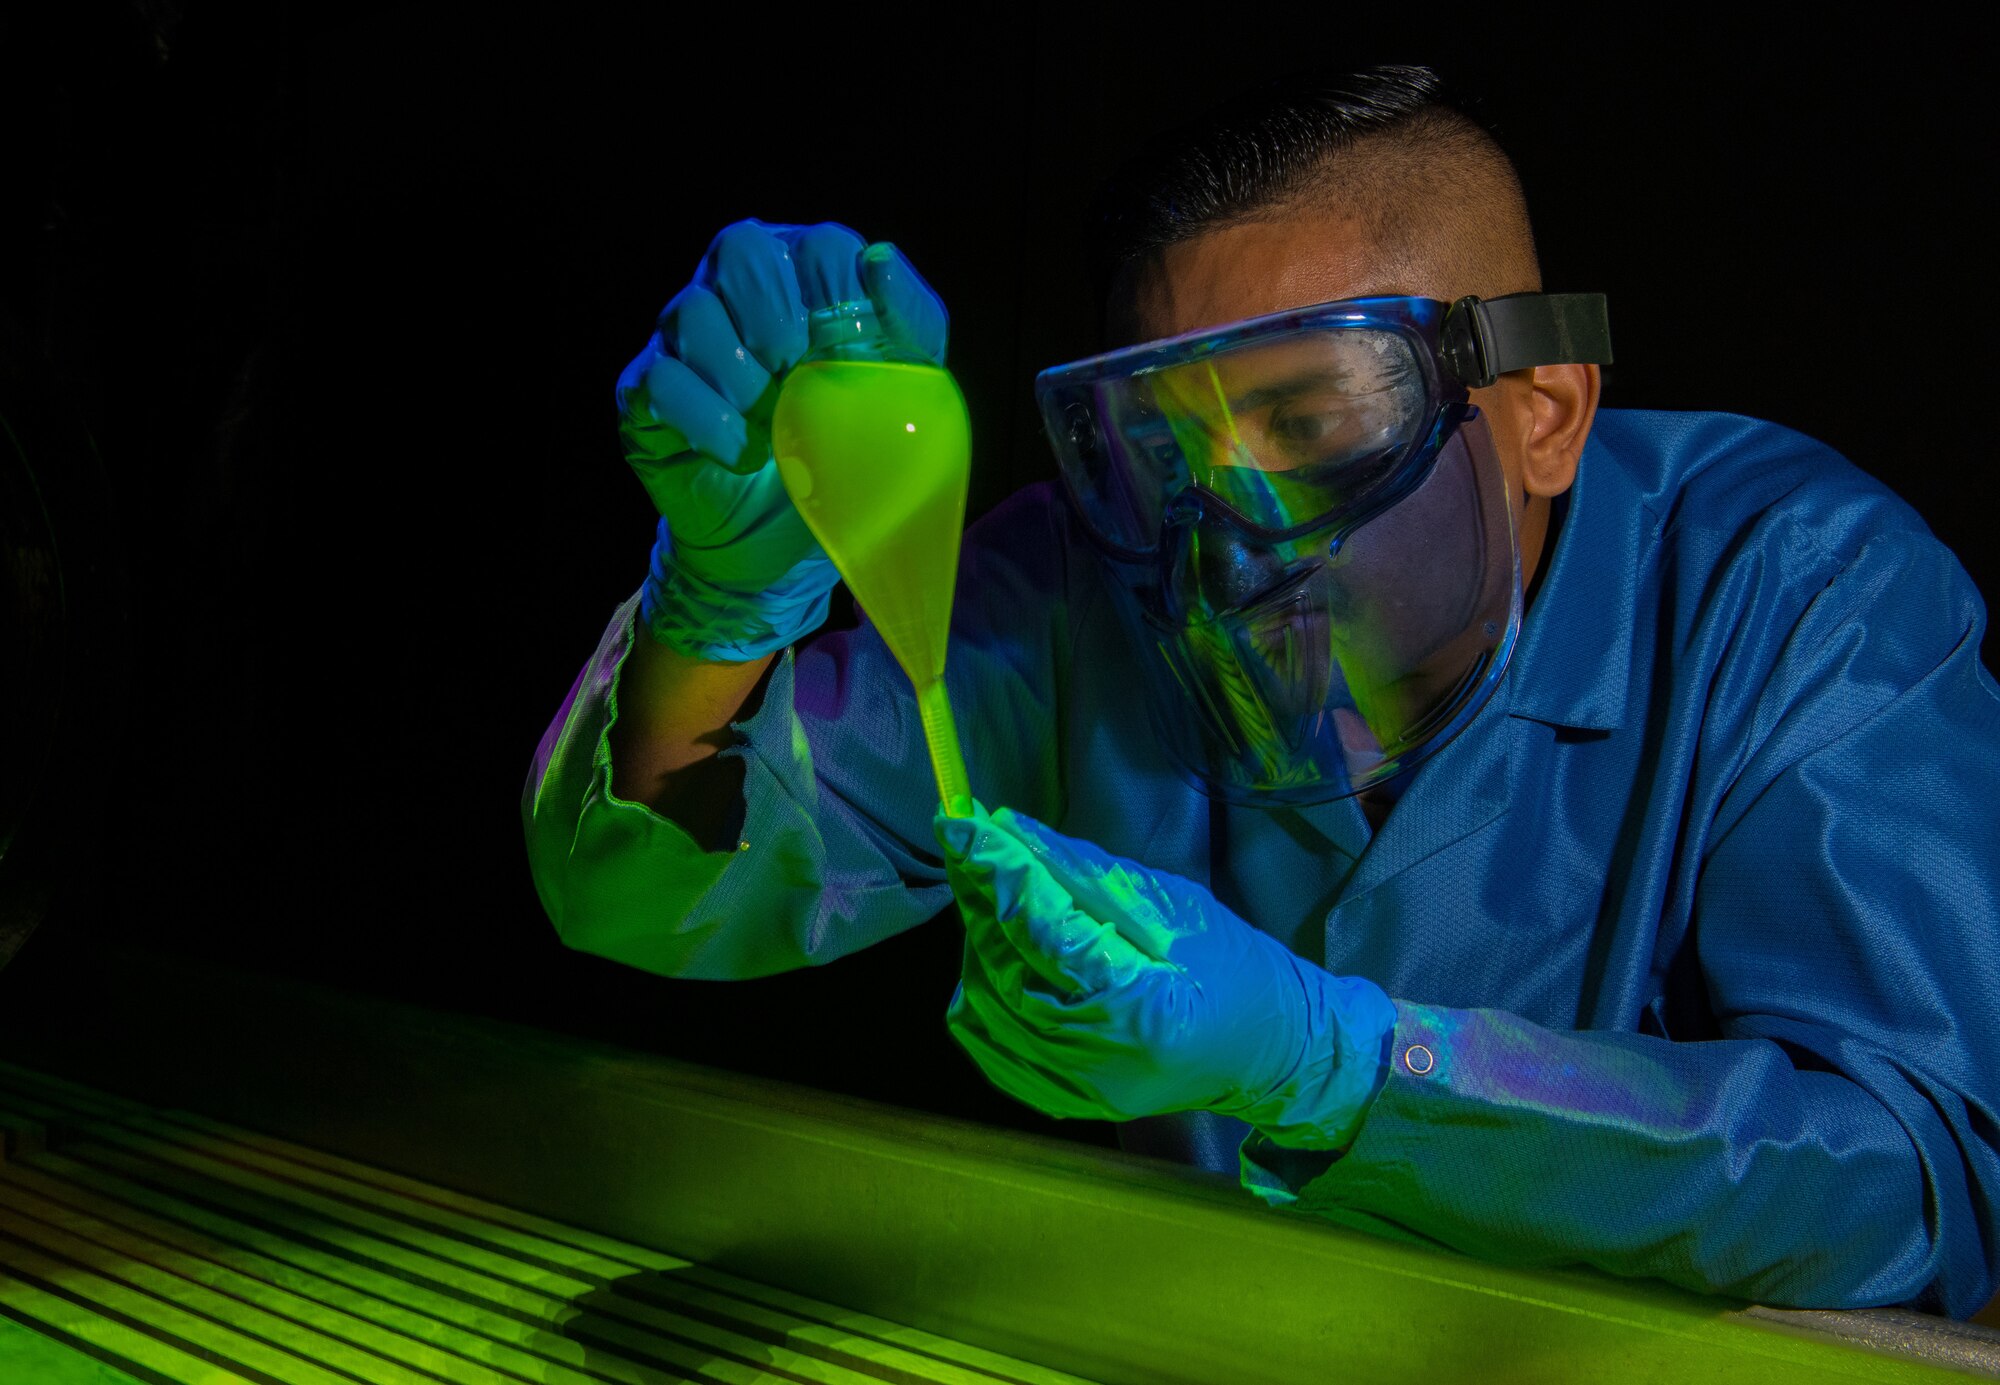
[773,300,974,817]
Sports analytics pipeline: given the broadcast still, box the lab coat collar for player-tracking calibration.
[1502,422,1662,733]
[1308,423,1662,907]
[1331,673,1516,904]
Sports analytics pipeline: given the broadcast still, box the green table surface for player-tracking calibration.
[1,942,1997,1384]
[0,1310,149,1385]
[0,1060,1099,1385]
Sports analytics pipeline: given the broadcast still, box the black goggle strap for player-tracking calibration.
[1439,292,1613,390]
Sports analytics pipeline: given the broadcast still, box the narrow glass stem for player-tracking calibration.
[917,677,974,818]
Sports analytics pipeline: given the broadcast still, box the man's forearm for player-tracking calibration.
[607,627,777,851]
[1239,1002,1968,1312]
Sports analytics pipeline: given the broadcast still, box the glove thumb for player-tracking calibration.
[861,241,949,364]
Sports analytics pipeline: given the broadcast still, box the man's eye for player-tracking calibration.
[1272,410,1348,446]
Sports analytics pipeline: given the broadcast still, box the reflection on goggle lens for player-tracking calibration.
[1034,292,1603,804]
[1066,325,1437,554]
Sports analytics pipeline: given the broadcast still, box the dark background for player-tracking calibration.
[5,6,1995,1145]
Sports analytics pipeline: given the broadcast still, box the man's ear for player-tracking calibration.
[1520,363,1600,498]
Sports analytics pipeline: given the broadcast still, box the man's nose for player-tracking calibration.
[1156,492,1313,622]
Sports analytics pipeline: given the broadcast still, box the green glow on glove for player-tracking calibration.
[936,801,1395,1144]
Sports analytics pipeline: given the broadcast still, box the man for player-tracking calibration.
[522,67,2000,1316]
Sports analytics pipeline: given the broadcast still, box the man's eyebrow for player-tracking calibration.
[1227,368,1358,411]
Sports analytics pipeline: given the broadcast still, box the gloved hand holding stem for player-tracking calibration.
[935,798,1399,1145]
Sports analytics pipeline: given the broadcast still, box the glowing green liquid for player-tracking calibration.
[774,359,974,815]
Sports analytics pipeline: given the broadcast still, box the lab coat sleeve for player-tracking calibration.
[1241,523,2000,1316]
[522,486,1072,980]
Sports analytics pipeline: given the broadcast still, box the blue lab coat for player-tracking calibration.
[524,409,2000,1316]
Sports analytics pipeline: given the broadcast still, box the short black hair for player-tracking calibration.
[1090,65,1540,342]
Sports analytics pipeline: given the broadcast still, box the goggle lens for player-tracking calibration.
[1048,323,1436,553]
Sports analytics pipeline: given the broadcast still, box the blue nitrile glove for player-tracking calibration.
[616,219,949,661]
[935,800,1398,1150]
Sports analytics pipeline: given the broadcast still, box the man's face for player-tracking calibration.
[1127,207,1568,594]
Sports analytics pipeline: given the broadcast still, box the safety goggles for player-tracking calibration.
[1035,293,1612,561]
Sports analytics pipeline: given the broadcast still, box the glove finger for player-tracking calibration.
[956,884,1097,1033]
[702,219,810,375]
[861,242,949,363]
[956,877,1199,1101]
[947,979,1107,1120]
[629,351,754,473]
[658,448,790,552]
[957,885,1041,1009]
[940,806,1138,997]
[951,1019,1105,1121]
[656,286,775,416]
[954,967,1164,1122]
[616,349,694,463]
[992,808,1215,965]
[782,222,869,311]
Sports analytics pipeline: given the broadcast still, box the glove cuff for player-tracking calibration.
[639,518,836,662]
[1227,962,1397,1153]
